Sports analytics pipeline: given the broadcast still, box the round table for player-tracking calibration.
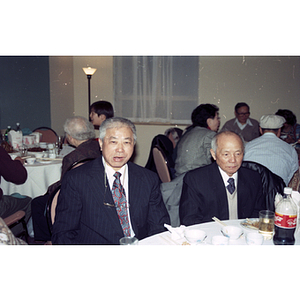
[1,160,62,198]
[138,219,300,245]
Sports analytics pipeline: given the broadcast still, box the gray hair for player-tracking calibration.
[211,130,245,153]
[64,116,95,141]
[99,117,137,143]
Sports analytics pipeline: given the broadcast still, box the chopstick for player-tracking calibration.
[36,158,62,161]
[212,216,227,227]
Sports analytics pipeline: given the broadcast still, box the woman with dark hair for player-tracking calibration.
[275,109,300,148]
[174,103,220,176]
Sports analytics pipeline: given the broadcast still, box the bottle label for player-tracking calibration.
[274,212,297,229]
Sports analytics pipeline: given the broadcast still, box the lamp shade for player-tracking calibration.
[82,67,97,76]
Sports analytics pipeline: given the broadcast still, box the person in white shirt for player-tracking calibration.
[244,114,299,186]
[221,102,260,142]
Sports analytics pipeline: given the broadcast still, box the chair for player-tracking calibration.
[33,127,58,143]
[153,146,171,183]
[3,210,29,243]
[242,161,285,211]
[45,158,96,234]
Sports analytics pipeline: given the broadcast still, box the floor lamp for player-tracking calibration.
[82,67,97,117]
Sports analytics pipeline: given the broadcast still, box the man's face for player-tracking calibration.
[210,133,244,177]
[90,110,106,126]
[207,112,221,132]
[99,126,135,171]
[235,106,250,125]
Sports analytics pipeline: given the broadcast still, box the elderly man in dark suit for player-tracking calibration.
[52,117,170,244]
[180,130,266,226]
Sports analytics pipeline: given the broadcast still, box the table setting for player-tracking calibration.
[138,216,300,246]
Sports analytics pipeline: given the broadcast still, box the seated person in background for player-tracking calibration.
[174,103,220,177]
[52,117,170,245]
[164,127,183,148]
[244,114,299,186]
[31,116,101,242]
[0,147,31,237]
[221,102,260,142]
[180,130,265,226]
[89,100,114,129]
[145,134,175,179]
[275,109,300,148]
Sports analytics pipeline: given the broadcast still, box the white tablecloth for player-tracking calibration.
[1,160,62,198]
[138,219,300,245]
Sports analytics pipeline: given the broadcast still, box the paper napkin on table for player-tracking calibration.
[164,224,186,240]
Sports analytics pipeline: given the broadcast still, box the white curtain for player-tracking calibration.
[114,56,198,124]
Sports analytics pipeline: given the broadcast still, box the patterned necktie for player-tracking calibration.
[112,172,130,237]
[227,177,235,194]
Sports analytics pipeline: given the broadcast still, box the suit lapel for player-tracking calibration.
[87,158,124,236]
[211,163,229,219]
[127,163,142,235]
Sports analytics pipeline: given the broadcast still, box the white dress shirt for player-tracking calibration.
[102,157,135,237]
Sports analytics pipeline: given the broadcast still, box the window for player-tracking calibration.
[114,56,199,124]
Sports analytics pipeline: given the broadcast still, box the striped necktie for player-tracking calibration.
[227,177,235,194]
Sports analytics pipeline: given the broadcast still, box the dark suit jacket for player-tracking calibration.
[51,157,170,244]
[179,162,266,226]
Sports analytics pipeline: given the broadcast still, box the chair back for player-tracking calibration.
[33,127,58,143]
[153,146,171,183]
[46,158,96,233]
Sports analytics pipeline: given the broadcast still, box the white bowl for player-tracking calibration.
[26,157,36,165]
[245,232,264,245]
[212,235,229,245]
[34,152,44,158]
[184,228,207,244]
[221,226,243,240]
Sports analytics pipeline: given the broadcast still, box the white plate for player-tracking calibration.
[240,218,259,230]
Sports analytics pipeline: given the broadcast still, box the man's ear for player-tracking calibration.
[98,139,103,151]
[210,148,216,160]
[259,127,263,135]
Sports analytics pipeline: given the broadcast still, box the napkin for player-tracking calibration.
[164,223,186,240]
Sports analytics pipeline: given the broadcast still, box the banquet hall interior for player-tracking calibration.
[1,56,299,167]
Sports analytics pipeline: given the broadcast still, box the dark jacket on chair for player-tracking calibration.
[241,161,285,212]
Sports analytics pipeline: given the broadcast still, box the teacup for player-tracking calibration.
[245,232,264,245]
[26,157,36,165]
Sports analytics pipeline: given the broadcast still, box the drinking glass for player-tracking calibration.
[119,237,139,245]
[258,210,275,240]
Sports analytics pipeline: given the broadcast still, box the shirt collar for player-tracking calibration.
[218,166,238,187]
[234,118,253,130]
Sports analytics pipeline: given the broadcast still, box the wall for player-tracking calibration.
[65,56,300,167]
[0,56,51,131]
[49,56,74,136]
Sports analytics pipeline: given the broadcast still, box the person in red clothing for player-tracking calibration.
[0,147,32,235]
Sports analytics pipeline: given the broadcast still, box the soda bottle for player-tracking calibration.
[5,125,11,142]
[273,187,297,245]
[16,123,21,132]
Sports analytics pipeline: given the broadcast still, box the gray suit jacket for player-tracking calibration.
[52,157,170,244]
[175,126,216,176]
[179,162,266,226]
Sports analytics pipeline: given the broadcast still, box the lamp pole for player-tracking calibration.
[82,67,97,118]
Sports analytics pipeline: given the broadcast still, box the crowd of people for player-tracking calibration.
[1,100,299,245]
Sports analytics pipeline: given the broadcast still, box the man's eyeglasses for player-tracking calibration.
[237,112,250,116]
